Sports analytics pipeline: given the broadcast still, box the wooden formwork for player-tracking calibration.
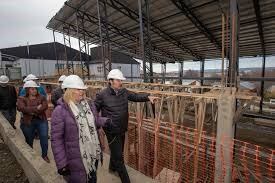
[41,82,273,183]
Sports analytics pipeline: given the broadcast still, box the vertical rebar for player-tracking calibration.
[52,30,60,76]
[138,0,147,83]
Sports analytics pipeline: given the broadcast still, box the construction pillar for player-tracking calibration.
[259,55,266,113]
[138,0,147,83]
[161,62,166,84]
[178,61,183,85]
[228,0,239,87]
[200,59,205,86]
[0,51,2,68]
[214,88,236,183]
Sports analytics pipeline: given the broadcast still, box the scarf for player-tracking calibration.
[68,100,101,179]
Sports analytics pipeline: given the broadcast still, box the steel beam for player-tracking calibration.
[138,0,147,83]
[228,0,239,87]
[101,0,203,60]
[76,12,90,79]
[253,0,266,113]
[62,27,74,75]
[161,62,167,84]
[178,61,184,85]
[171,0,222,51]
[52,30,60,76]
[200,59,205,86]
[145,0,153,83]
[64,2,182,63]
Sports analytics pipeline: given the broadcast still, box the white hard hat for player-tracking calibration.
[24,74,38,82]
[107,69,126,80]
[23,80,39,88]
[61,75,87,90]
[0,75,9,84]
[58,75,67,82]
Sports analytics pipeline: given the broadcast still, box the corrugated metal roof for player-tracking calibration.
[47,0,275,63]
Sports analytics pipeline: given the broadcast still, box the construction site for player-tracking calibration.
[0,0,275,183]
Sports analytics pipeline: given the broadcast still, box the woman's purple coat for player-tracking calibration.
[51,98,108,183]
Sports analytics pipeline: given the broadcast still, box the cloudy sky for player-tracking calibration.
[1,0,273,72]
[0,0,66,49]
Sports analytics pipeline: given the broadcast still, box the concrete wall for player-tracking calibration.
[0,114,64,183]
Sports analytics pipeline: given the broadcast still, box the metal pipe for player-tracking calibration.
[138,0,147,83]
[75,13,85,79]
[62,30,70,75]
[52,30,60,76]
[259,55,266,113]
[200,60,205,86]
[145,0,153,83]
[96,0,106,80]
[221,14,225,86]
[103,0,112,72]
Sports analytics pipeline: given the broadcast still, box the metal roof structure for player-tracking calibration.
[47,0,275,63]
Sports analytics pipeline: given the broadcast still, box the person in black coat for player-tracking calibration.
[0,75,17,129]
[51,75,66,108]
[95,69,158,183]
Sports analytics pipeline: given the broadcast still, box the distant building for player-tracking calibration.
[89,47,141,81]
[182,80,201,86]
[268,85,275,93]
[0,42,87,77]
[0,43,141,80]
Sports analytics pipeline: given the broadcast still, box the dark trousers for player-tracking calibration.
[106,133,130,183]
[1,108,16,127]
[20,119,48,158]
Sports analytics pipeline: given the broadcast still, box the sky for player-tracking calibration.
[0,0,66,49]
[1,1,274,73]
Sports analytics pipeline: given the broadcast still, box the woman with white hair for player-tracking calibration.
[51,75,109,183]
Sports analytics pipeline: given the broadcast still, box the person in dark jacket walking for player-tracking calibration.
[0,75,17,129]
[51,75,109,183]
[95,69,158,183]
[51,75,66,108]
[17,80,50,163]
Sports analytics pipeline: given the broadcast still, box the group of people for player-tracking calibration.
[0,69,158,183]
[0,74,51,162]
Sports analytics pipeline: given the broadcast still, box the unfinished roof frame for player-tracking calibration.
[47,0,275,113]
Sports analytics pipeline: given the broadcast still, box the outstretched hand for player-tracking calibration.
[148,96,160,104]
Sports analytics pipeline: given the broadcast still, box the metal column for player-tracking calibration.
[161,62,166,84]
[62,27,74,75]
[260,55,266,113]
[138,0,147,83]
[96,0,111,80]
[76,12,91,79]
[52,30,60,76]
[145,0,153,83]
[200,59,205,86]
[179,61,184,85]
[228,0,239,88]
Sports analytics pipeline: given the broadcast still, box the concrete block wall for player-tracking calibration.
[0,113,64,183]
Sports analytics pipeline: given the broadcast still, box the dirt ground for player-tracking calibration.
[0,136,28,183]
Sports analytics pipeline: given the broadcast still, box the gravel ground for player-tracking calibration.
[0,136,28,183]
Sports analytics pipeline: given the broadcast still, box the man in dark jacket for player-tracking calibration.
[95,69,158,183]
[51,75,66,108]
[0,75,17,129]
